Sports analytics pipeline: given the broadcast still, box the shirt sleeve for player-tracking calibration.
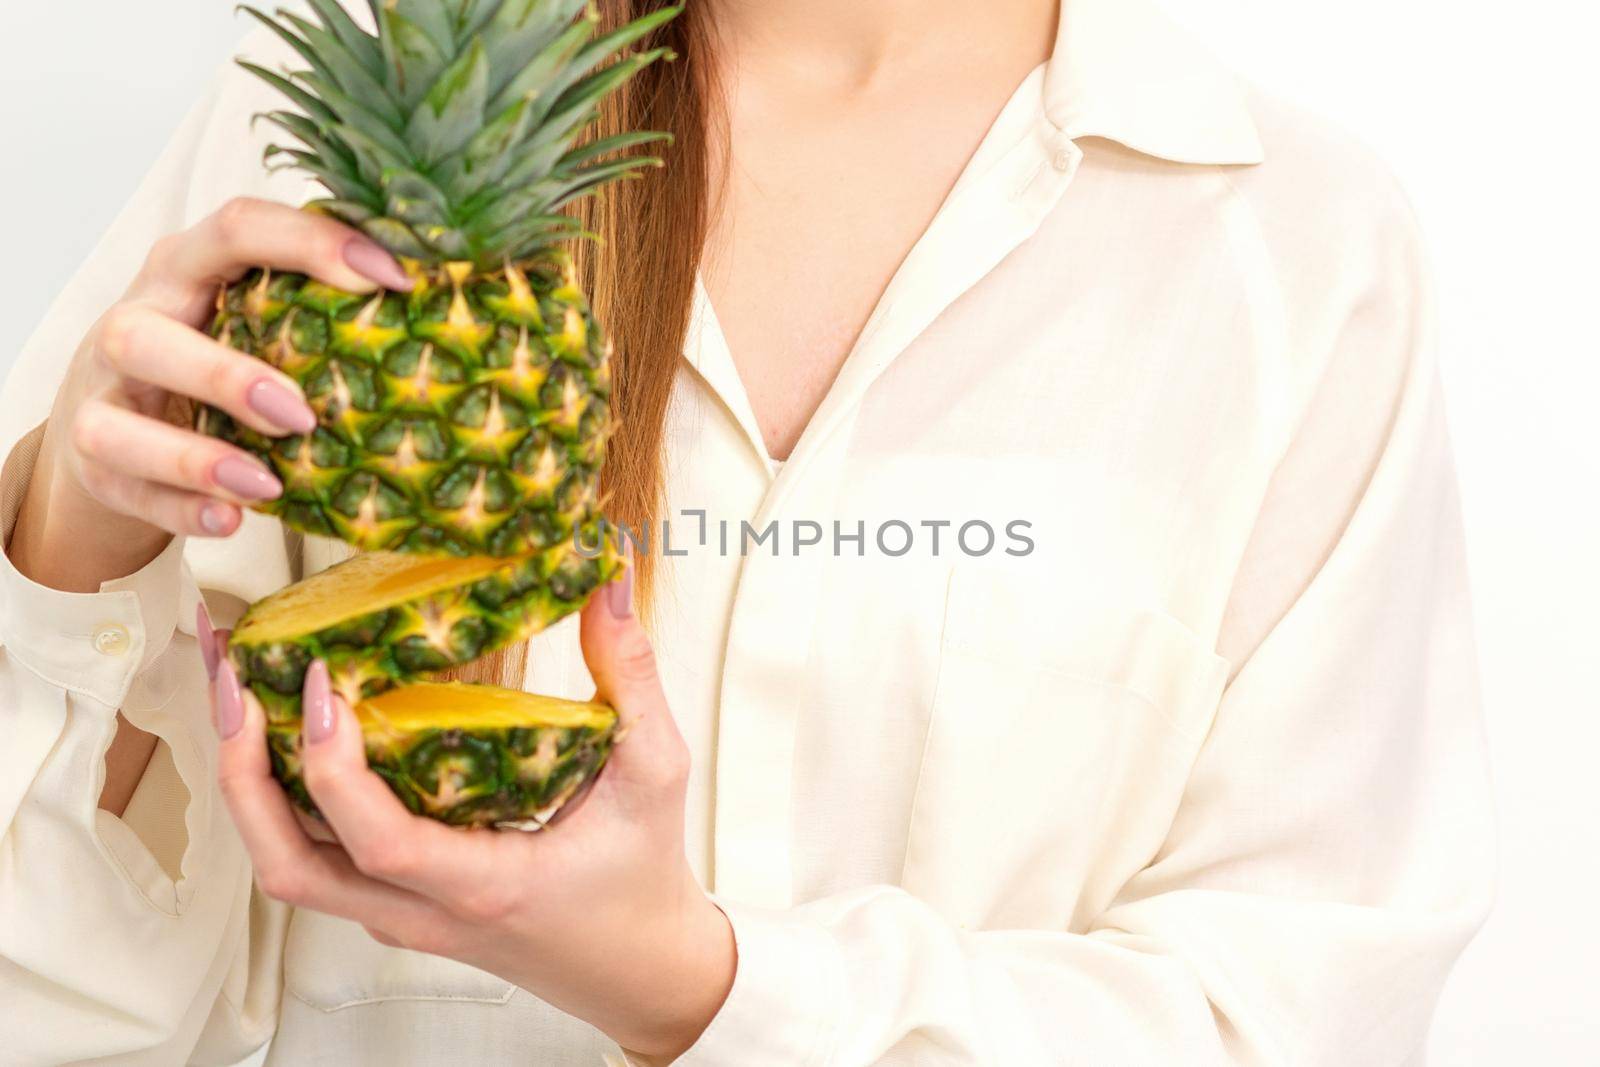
[0,426,270,1064]
[0,41,303,1064]
[676,199,1494,1065]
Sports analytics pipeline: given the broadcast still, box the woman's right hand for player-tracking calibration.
[8,197,413,593]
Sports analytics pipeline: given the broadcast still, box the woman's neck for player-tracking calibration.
[704,0,1058,90]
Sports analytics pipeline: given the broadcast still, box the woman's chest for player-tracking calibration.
[653,228,1280,923]
[703,68,1047,461]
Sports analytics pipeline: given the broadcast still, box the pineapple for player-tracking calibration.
[230,532,621,828]
[198,0,677,556]
[199,258,614,557]
[270,683,617,828]
[198,0,673,828]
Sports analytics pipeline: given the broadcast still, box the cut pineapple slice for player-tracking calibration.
[267,682,617,828]
[228,535,618,718]
[233,552,511,644]
[358,682,615,733]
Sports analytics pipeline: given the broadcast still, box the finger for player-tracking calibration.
[196,606,231,685]
[212,660,445,933]
[74,400,283,504]
[140,197,412,320]
[297,660,500,902]
[96,303,315,436]
[78,460,242,538]
[578,547,666,726]
[197,603,222,681]
[578,550,690,790]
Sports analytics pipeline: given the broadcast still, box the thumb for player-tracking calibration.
[578,551,686,775]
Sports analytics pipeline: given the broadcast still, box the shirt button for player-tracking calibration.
[93,624,132,657]
[1051,147,1076,172]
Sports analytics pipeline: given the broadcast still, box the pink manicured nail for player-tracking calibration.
[213,660,244,740]
[343,237,414,291]
[199,502,233,535]
[303,660,336,745]
[247,378,317,435]
[197,602,219,680]
[606,543,634,619]
[213,454,283,501]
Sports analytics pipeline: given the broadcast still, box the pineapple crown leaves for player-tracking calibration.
[240,0,679,269]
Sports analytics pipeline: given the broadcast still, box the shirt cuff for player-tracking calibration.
[672,898,845,1067]
[0,423,189,708]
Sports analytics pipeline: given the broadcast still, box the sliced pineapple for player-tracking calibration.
[267,682,616,829]
[195,0,673,828]
[228,532,619,721]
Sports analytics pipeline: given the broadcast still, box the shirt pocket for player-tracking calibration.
[900,564,1228,931]
[284,908,515,1011]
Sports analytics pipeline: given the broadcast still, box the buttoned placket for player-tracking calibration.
[695,96,1085,907]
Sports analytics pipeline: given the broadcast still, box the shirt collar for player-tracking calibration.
[1044,0,1265,165]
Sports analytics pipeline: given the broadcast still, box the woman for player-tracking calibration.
[0,0,1494,1063]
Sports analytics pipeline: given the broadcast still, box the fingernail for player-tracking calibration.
[213,660,244,740]
[197,602,219,680]
[199,502,234,535]
[606,544,633,619]
[247,378,317,435]
[343,237,414,291]
[213,454,283,501]
[303,660,336,745]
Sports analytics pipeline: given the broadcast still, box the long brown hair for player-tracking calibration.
[455,1,716,689]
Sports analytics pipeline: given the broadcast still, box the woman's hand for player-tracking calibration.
[8,197,412,593]
[206,562,737,1062]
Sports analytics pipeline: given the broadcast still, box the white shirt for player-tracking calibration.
[0,0,1493,1063]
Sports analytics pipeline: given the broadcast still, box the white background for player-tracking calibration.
[1,2,1596,1063]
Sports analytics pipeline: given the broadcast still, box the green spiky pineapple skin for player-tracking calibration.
[197,259,611,558]
[228,534,620,722]
[268,717,615,829]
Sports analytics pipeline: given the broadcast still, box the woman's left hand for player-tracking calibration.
[204,564,736,1062]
